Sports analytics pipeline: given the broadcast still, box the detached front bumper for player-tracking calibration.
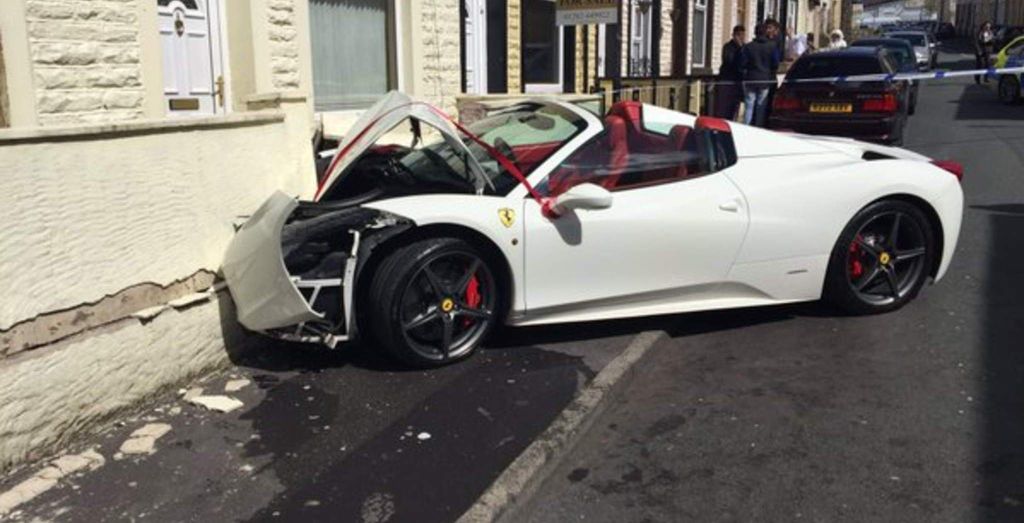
[223,191,353,347]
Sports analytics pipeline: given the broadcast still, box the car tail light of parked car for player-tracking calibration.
[862,93,899,113]
[772,92,802,112]
[932,160,964,181]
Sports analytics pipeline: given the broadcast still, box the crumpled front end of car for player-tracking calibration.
[222,190,410,347]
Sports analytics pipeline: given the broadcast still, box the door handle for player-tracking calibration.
[718,200,740,212]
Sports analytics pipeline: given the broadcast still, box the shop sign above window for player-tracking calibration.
[555,0,620,26]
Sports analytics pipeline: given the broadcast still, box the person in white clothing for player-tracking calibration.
[828,29,847,49]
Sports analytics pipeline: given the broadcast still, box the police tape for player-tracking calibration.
[600,65,1024,91]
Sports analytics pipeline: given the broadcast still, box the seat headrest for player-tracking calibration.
[608,101,643,129]
[604,115,628,144]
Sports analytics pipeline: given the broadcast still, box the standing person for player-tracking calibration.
[716,25,746,120]
[975,21,995,84]
[806,32,817,53]
[828,29,847,49]
[739,19,781,127]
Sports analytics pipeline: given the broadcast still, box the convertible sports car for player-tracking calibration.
[223,91,964,367]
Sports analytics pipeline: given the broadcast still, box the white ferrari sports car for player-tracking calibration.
[223,91,963,367]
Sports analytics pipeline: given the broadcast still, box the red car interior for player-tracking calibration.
[546,101,706,196]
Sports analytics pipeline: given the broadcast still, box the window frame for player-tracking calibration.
[691,0,709,68]
[309,0,398,112]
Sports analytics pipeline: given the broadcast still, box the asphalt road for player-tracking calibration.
[520,51,1024,522]
[2,312,648,522]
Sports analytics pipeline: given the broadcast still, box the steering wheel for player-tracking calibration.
[493,137,519,166]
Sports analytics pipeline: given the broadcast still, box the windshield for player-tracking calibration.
[383,102,587,196]
[888,33,927,46]
[852,42,914,67]
[408,103,588,195]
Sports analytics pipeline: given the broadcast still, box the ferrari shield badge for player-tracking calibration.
[498,208,516,228]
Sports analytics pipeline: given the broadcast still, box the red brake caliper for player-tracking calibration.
[848,235,864,279]
[464,274,481,327]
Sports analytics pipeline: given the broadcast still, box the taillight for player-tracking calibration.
[862,93,898,113]
[773,92,801,111]
[932,160,964,182]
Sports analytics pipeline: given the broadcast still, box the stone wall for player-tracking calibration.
[660,1,675,76]
[266,0,301,90]
[415,0,462,111]
[507,0,522,93]
[26,0,145,126]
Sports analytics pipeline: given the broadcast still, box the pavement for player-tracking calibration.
[4,44,1023,523]
[518,48,1024,522]
[0,315,660,522]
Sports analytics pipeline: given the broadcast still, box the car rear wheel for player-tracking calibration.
[998,75,1022,105]
[824,200,936,315]
[368,237,498,368]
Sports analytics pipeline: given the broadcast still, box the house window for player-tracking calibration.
[522,0,563,92]
[692,0,708,67]
[309,0,395,111]
[629,1,654,76]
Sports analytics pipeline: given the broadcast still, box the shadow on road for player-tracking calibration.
[953,84,1024,121]
[975,203,1024,521]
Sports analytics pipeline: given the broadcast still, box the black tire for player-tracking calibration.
[367,237,499,368]
[998,75,1022,105]
[908,89,917,116]
[823,199,936,315]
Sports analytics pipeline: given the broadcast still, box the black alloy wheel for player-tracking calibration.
[825,200,936,314]
[368,237,498,367]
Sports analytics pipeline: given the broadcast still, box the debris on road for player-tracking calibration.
[0,449,105,515]
[118,423,173,456]
[181,387,204,401]
[224,379,251,393]
[417,432,432,441]
[188,395,244,413]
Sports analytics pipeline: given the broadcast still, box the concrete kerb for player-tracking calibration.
[458,330,668,523]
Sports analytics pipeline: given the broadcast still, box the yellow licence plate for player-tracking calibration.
[809,102,853,113]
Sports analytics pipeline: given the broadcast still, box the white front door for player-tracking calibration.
[158,0,224,115]
[463,0,488,94]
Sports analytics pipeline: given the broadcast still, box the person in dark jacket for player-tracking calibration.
[975,21,995,84]
[739,19,781,127]
[715,25,746,120]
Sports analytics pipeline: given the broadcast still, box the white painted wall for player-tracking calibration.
[0,108,315,332]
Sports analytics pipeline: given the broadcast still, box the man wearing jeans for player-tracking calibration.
[739,19,781,127]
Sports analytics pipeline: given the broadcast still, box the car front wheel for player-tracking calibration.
[824,200,936,315]
[367,237,499,367]
[998,75,1022,105]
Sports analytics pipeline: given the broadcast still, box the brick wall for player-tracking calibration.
[267,0,300,90]
[508,0,521,93]
[660,1,675,76]
[418,0,462,111]
[26,0,145,126]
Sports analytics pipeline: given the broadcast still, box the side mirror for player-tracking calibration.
[551,183,613,215]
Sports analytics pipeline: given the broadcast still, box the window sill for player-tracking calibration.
[0,112,286,145]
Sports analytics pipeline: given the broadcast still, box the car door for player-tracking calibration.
[521,107,749,316]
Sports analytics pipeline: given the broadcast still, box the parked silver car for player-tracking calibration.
[885,31,937,70]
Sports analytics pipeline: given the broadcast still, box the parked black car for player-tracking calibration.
[850,38,919,114]
[768,47,912,145]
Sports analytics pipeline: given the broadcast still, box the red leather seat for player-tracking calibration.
[601,115,629,189]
